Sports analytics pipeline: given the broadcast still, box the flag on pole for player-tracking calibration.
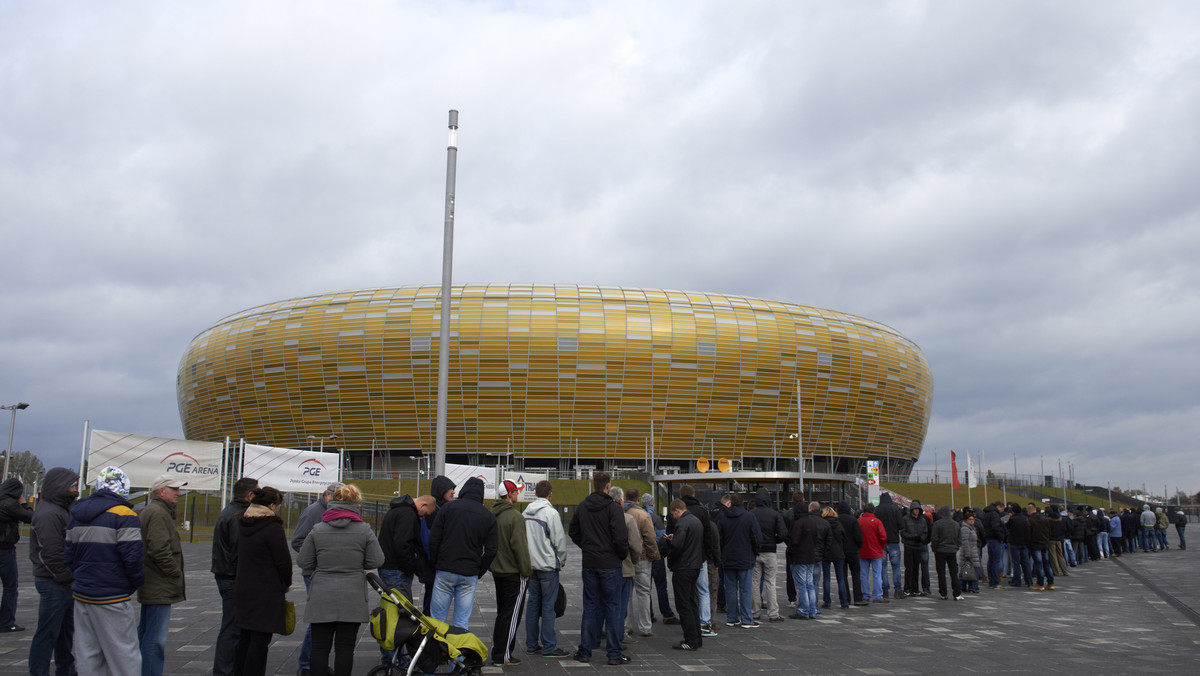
[967,453,979,488]
[951,450,961,489]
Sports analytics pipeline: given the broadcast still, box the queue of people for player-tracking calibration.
[4,465,1191,676]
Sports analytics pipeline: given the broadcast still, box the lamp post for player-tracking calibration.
[788,433,804,492]
[435,109,459,478]
[2,402,30,479]
[306,434,337,453]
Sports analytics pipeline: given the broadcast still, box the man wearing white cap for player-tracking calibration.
[138,474,187,676]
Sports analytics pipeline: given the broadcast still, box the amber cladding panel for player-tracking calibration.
[177,285,933,463]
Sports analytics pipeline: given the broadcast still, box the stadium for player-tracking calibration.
[177,284,932,494]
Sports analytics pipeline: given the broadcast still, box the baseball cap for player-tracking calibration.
[150,474,187,492]
[498,480,521,497]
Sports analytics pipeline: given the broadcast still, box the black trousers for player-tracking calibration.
[311,622,358,676]
[491,572,527,664]
[671,567,701,647]
[903,545,923,594]
[933,552,961,598]
[651,558,674,618]
[233,629,271,676]
[844,551,863,602]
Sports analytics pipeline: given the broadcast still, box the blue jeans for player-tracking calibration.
[213,577,237,676]
[1031,547,1053,586]
[882,543,902,593]
[919,547,930,592]
[1097,532,1110,557]
[618,576,632,632]
[821,560,848,606]
[431,571,478,630]
[860,557,883,600]
[578,567,623,661]
[378,568,413,663]
[29,577,75,676]
[1156,529,1168,549]
[1177,525,1187,550]
[1065,539,1078,565]
[1008,545,1032,587]
[526,570,559,653]
[0,549,17,627]
[696,562,711,625]
[137,604,172,676]
[986,540,1005,587]
[789,564,817,618]
[722,568,753,625]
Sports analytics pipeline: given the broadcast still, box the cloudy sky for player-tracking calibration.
[3,1,1197,498]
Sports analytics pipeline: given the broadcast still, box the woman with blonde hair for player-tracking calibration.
[297,484,384,676]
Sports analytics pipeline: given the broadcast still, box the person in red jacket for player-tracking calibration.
[857,504,889,603]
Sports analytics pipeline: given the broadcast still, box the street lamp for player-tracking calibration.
[2,402,30,479]
[788,432,804,492]
[307,434,337,453]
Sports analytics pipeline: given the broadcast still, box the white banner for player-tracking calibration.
[504,471,549,502]
[87,430,223,491]
[445,463,498,499]
[242,444,341,493]
[967,454,979,488]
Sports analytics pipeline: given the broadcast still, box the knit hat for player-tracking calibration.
[641,493,654,509]
[94,466,131,497]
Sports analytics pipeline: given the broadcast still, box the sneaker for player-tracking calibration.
[1046,584,1055,590]
[953,594,964,601]
[572,651,590,664]
[725,621,740,627]
[527,646,542,654]
[493,657,522,667]
[663,616,681,625]
[873,598,890,604]
[640,631,654,637]
[853,601,871,606]
[788,600,798,607]
[1030,585,1044,591]
[940,594,947,600]
[740,621,760,629]
[821,603,831,609]
[607,655,632,666]
[673,641,700,651]
[768,616,786,622]
[542,648,570,658]
[700,625,718,637]
[0,625,25,633]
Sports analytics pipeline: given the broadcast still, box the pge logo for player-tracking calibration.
[300,458,326,477]
[161,452,219,475]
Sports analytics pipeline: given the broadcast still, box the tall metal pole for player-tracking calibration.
[795,380,804,492]
[435,110,459,477]
[2,402,30,479]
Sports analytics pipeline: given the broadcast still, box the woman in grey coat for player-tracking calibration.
[296,485,385,676]
[957,509,982,594]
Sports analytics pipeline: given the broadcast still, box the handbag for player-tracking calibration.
[555,582,567,618]
[283,600,296,636]
[959,565,977,582]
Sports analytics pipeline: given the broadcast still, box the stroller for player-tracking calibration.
[366,572,488,676]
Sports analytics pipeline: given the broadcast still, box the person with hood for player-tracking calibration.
[138,474,188,676]
[819,506,848,609]
[291,480,344,676]
[63,466,144,676]
[929,505,962,600]
[750,488,787,621]
[664,499,703,651]
[376,493,435,665]
[1026,504,1053,591]
[0,475,32,633]
[857,503,888,603]
[623,487,660,641]
[1107,510,1123,557]
[28,467,79,676]
[1084,508,1102,560]
[875,493,904,598]
[428,476,498,630]
[1174,509,1186,550]
[1155,507,1170,551]
[716,493,761,628]
[568,472,630,666]
[1070,506,1088,561]
[233,486,292,676]
[899,500,930,597]
[1005,502,1032,587]
[643,493,677,626]
[979,501,1006,589]
[1046,505,1070,577]
[211,476,258,676]
[296,484,385,676]
[836,502,866,606]
[489,480,532,667]
[1139,504,1156,552]
[786,501,827,619]
[416,475,456,614]
[524,480,569,659]
[957,509,982,594]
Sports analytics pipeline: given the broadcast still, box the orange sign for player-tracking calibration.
[696,457,710,473]
[717,457,731,473]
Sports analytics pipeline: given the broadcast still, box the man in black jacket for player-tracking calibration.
[899,501,930,597]
[980,501,1006,589]
[429,477,498,630]
[0,476,32,633]
[668,485,719,637]
[665,499,703,651]
[378,493,436,664]
[1005,502,1032,587]
[568,472,630,666]
[211,476,257,676]
[836,502,867,605]
[28,467,78,675]
[717,493,761,628]
[876,493,904,598]
[751,489,787,622]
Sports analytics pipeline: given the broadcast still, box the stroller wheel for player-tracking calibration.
[366,665,400,676]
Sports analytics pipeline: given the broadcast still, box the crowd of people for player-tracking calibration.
[0,464,1189,676]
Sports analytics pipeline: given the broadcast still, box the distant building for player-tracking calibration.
[177,284,933,478]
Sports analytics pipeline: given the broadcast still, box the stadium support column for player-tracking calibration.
[435,110,458,476]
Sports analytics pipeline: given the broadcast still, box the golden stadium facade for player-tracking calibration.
[177,284,932,476]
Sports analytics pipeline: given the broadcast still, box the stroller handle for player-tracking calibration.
[366,571,387,594]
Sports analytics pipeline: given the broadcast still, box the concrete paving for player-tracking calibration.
[0,529,1196,675]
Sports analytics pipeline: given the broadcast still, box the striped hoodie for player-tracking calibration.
[63,488,145,604]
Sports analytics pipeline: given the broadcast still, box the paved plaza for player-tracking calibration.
[1,533,1198,675]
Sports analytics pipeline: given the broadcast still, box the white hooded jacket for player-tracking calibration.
[524,497,568,572]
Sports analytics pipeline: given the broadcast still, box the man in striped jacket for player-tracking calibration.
[63,466,144,676]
